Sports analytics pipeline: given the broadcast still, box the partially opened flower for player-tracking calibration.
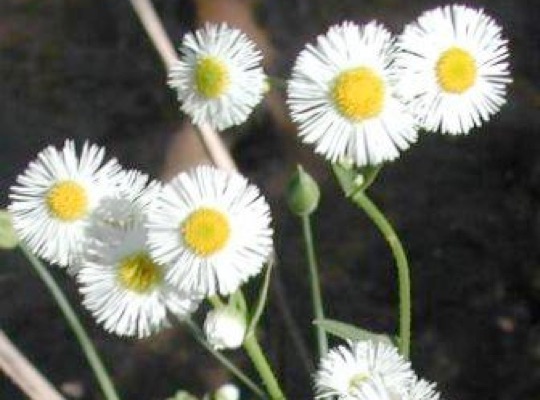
[204,307,246,350]
[78,222,199,338]
[395,4,511,134]
[8,140,122,267]
[315,340,414,399]
[288,21,417,167]
[147,165,273,296]
[168,23,266,131]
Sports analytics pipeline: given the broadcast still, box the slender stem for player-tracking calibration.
[184,319,265,399]
[128,0,177,69]
[350,192,411,358]
[300,215,328,358]
[243,334,286,400]
[19,244,121,400]
[195,123,237,172]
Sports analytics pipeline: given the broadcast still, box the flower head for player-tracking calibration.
[8,140,122,267]
[168,23,266,131]
[288,21,417,167]
[395,5,511,134]
[204,307,246,350]
[147,165,273,296]
[78,221,199,338]
[315,340,414,399]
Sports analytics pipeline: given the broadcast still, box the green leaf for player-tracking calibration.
[314,318,393,346]
[247,256,274,335]
[0,210,18,250]
[228,289,248,316]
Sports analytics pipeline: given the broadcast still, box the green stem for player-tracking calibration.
[350,192,411,358]
[19,244,121,400]
[300,215,328,358]
[184,319,265,399]
[243,334,286,400]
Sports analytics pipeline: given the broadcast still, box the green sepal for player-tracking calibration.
[286,165,320,216]
[228,290,248,316]
[332,162,382,197]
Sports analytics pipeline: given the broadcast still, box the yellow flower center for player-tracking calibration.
[331,67,385,121]
[348,373,369,394]
[436,47,477,94]
[195,57,230,98]
[118,252,161,293]
[46,180,88,221]
[182,208,230,256]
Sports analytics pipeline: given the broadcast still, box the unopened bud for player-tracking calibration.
[204,307,246,350]
[286,166,320,216]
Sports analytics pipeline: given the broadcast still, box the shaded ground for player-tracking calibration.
[1,0,540,399]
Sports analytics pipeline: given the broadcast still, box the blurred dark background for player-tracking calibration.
[1,0,539,399]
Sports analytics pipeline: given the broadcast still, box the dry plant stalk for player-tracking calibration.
[0,330,66,400]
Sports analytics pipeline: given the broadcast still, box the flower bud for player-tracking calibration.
[204,308,246,350]
[0,210,18,250]
[286,166,320,216]
[215,383,240,400]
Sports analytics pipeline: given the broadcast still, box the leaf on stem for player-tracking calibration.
[313,318,393,346]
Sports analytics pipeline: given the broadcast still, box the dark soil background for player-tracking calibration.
[1,0,539,399]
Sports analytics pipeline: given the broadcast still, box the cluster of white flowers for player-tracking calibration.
[7,3,511,398]
[315,340,441,400]
[169,5,510,168]
[9,140,273,338]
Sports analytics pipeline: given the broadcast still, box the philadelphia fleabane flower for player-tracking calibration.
[287,21,417,167]
[315,340,414,399]
[168,23,266,131]
[67,169,162,276]
[78,222,199,338]
[147,165,273,296]
[395,4,511,135]
[8,140,122,267]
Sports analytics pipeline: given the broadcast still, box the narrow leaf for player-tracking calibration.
[314,318,393,346]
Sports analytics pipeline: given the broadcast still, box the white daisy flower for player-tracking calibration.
[66,170,162,276]
[78,222,199,338]
[8,140,122,267]
[204,307,246,350]
[287,21,417,167]
[147,165,273,297]
[315,340,414,399]
[168,23,266,131]
[395,4,511,135]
